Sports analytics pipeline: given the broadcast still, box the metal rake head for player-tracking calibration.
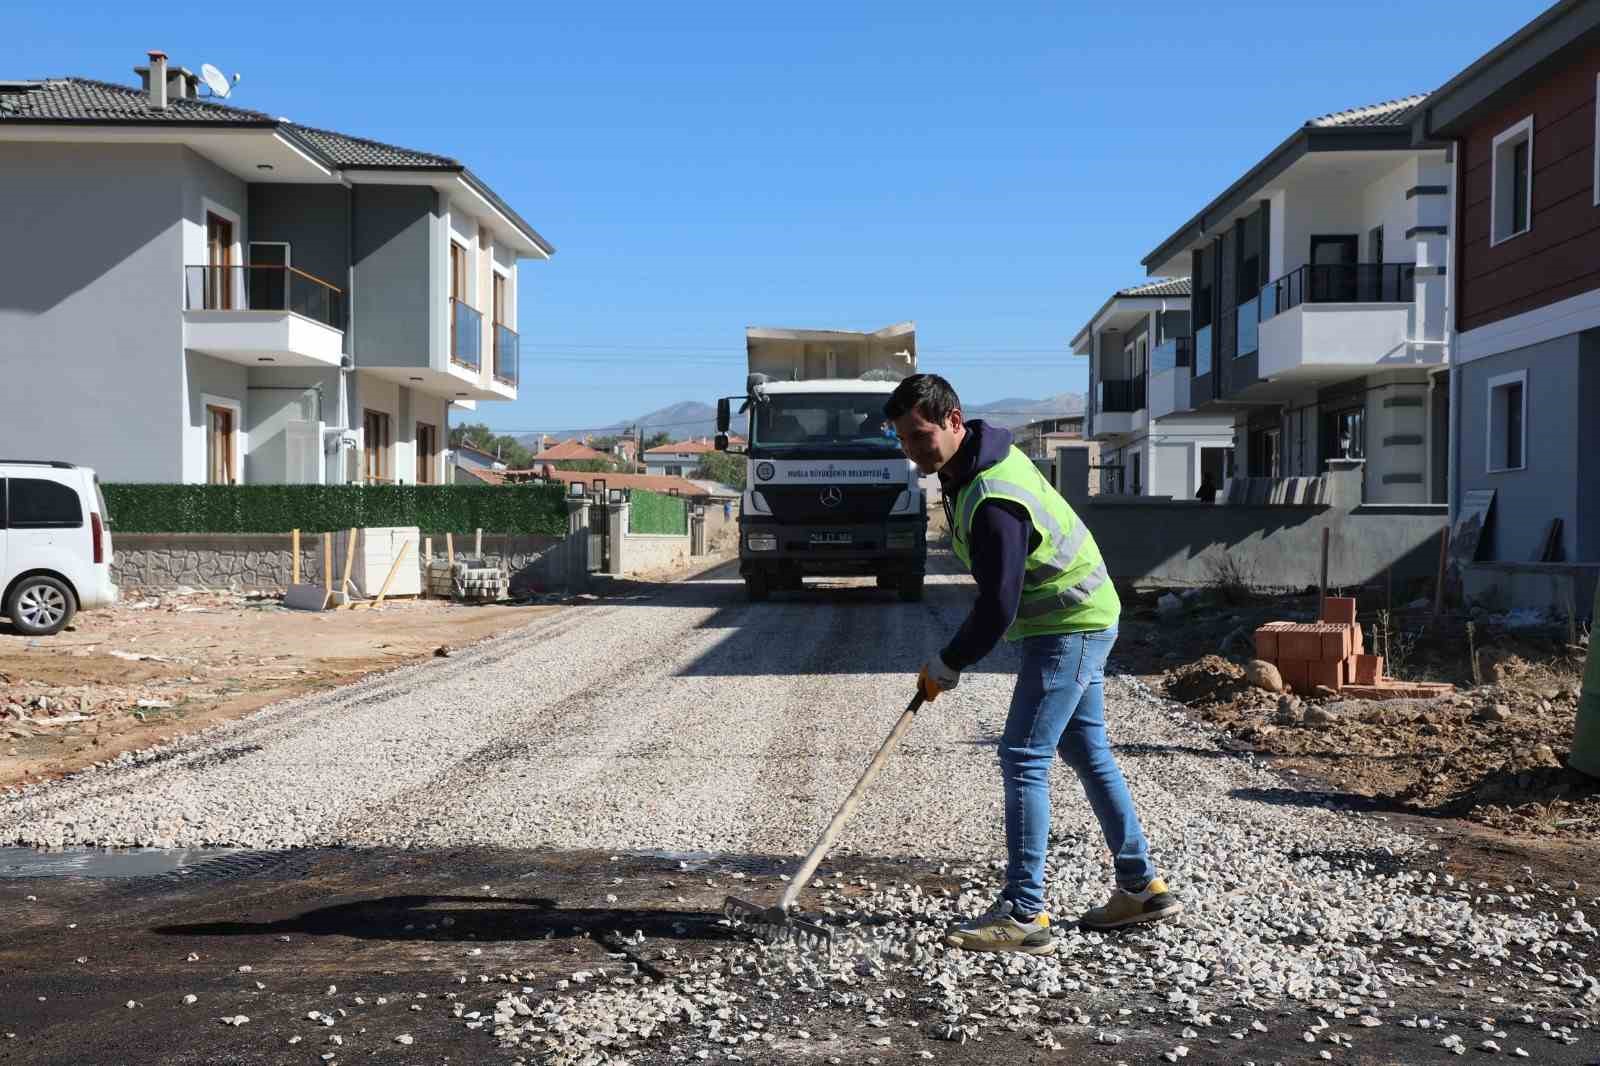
[722,895,834,954]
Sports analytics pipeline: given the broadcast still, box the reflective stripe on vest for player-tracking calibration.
[950,446,1118,636]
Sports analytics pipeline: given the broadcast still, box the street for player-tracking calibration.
[1,554,1596,1065]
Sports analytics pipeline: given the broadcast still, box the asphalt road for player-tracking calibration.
[2,555,1595,1065]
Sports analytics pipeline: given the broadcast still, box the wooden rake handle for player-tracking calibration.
[776,691,926,912]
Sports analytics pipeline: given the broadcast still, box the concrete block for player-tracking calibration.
[1307,659,1343,692]
[1321,596,1357,625]
[1353,654,1384,685]
[284,584,329,611]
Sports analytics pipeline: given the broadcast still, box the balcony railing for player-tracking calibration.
[1236,294,1260,357]
[1097,373,1146,414]
[493,323,519,388]
[1194,324,1213,377]
[1260,263,1416,320]
[450,298,482,372]
[1151,336,1193,373]
[184,265,343,330]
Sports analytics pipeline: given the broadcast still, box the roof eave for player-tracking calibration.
[1413,0,1600,139]
[1139,124,1416,273]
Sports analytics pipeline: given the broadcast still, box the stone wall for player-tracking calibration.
[621,532,690,575]
[113,531,573,594]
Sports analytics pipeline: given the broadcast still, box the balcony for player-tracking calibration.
[183,265,345,367]
[1260,263,1416,318]
[1093,373,1146,438]
[450,298,482,372]
[1148,366,1192,420]
[1256,262,1440,381]
[1236,295,1260,357]
[1151,336,1192,374]
[492,323,519,389]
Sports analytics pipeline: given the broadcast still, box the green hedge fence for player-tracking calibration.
[629,489,688,535]
[102,484,569,537]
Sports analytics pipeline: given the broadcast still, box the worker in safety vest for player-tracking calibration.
[885,373,1182,952]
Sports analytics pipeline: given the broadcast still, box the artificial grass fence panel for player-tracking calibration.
[102,483,569,536]
[628,489,688,535]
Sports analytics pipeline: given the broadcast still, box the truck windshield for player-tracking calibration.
[751,393,902,455]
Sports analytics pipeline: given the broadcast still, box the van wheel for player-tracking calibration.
[7,575,76,636]
[897,574,924,602]
[745,573,770,602]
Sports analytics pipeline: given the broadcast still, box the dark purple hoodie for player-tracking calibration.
[937,420,1038,672]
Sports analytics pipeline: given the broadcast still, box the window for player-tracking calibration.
[493,274,507,325]
[665,464,684,477]
[8,478,82,528]
[364,409,392,483]
[1249,426,1281,478]
[1486,371,1527,472]
[450,243,470,304]
[206,404,236,485]
[416,422,437,484]
[1321,406,1366,462]
[1491,116,1534,244]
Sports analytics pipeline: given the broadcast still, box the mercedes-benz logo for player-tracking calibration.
[820,486,843,508]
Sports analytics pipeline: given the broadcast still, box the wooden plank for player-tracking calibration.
[322,533,333,603]
[446,532,455,568]
[339,527,358,608]
[474,527,483,558]
[291,529,301,586]
[1449,489,1496,566]
[422,537,433,598]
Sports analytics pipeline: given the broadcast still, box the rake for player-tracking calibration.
[723,690,925,954]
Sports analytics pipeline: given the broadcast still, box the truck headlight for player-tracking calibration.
[748,491,772,514]
[887,528,918,550]
[746,533,778,552]
[888,491,919,515]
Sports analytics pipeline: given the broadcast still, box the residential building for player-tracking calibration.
[1140,95,1451,505]
[1014,414,1085,459]
[536,439,610,464]
[0,53,552,486]
[452,442,507,484]
[1071,279,1235,497]
[643,438,740,478]
[1412,0,1599,579]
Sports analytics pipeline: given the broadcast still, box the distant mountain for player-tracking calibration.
[515,400,719,448]
[516,392,1083,446]
[966,392,1086,429]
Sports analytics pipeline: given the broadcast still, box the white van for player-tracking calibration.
[1,461,118,636]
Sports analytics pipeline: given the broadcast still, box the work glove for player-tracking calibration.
[918,654,961,702]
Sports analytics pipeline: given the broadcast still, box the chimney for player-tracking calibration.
[144,51,169,109]
[167,67,197,101]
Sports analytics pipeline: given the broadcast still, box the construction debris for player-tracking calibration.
[426,560,508,604]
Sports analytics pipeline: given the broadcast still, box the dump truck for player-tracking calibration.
[715,322,928,602]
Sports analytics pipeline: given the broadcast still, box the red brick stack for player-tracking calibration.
[1253,597,1452,699]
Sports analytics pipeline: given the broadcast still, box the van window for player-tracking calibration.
[8,477,83,528]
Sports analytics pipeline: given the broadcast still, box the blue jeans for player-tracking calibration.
[999,627,1155,916]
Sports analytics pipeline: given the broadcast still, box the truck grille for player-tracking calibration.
[758,485,903,524]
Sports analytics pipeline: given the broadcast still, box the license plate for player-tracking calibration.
[810,531,852,545]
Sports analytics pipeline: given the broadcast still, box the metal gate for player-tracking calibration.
[587,503,611,573]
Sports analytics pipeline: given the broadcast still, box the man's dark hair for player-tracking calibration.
[884,373,961,423]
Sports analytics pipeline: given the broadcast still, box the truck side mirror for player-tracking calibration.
[714,433,729,451]
[716,398,731,434]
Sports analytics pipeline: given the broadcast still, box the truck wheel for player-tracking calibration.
[875,575,895,590]
[6,575,77,636]
[897,574,924,603]
[745,573,770,601]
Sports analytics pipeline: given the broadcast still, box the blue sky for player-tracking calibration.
[17,0,1540,436]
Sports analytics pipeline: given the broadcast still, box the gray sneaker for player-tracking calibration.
[943,897,1055,955]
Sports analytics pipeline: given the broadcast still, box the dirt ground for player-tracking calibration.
[0,592,563,791]
[1115,585,1599,847]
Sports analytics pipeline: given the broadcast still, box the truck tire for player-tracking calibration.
[745,572,770,602]
[876,575,895,590]
[897,574,924,603]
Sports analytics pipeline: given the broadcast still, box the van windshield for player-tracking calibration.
[750,393,902,457]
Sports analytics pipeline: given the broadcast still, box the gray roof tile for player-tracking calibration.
[1115,277,1191,298]
[0,78,459,169]
[1306,93,1430,128]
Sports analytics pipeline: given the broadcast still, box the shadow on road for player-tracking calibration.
[152,893,736,946]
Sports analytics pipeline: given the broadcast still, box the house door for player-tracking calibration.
[248,241,289,311]
[363,410,391,483]
[206,405,236,485]
[206,213,234,310]
[1309,235,1358,302]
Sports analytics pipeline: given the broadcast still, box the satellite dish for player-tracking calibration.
[200,64,232,99]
